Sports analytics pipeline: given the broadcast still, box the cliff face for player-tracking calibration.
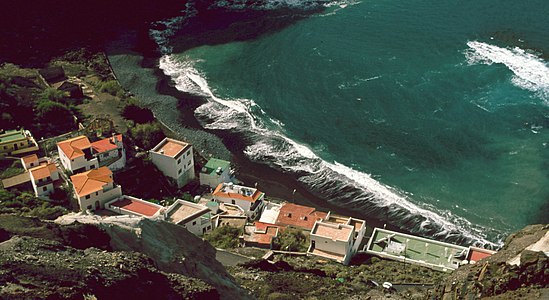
[0,235,217,299]
[435,224,549,299]
[56,213,253,300]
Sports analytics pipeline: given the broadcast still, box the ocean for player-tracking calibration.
[152,0,549,247]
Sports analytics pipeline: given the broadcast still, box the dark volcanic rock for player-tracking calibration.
[0,236,218,299]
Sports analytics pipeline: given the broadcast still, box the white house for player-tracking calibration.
[165,199,212,236]
[105,195,164,219]
[21,154,41,171]
[308,221,355,265]
[70,166,122,211]
[28,162,60,198]
[212,182,265,220]
[90,134,126,171]
[57,136,98,174]
[149,138,195,188]
[307,214,367,265]
[199,158,231,189]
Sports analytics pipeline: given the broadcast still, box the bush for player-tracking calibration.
[130,122,165,150]
[122,103,154,124]
[275,228,309,252]
[27,205,68,220]
[99,80,122,96]
[36,100,74,127]
[40,87,66,102]
[204,226,242,249]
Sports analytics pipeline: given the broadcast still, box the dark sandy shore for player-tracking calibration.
[106,31,399,233]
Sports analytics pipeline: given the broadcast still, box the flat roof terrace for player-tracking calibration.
[166,200,210,224]
[151,138,189,158]
[107,196,163,217]
[366,228,468,272]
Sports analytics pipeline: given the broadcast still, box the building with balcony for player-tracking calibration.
[212,183,265,220]
[0,129,39,157]
[307,214,367,265]
[149,138,195,188]
[70,167,122,211]
[57,136,98,174]
[165,199,212,236]
[28,162,60,198]
[199,158,232,189]
[90,134,126,171]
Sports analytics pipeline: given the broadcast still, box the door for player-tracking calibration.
[95,201,100,210]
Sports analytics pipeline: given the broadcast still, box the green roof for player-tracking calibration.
[0,129,26,143]
[201,158,230,175]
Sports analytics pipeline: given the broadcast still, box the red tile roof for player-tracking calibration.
[21,154,38,164]
[57,136,91,159]
[275,203,327,231]
[109,197,161,217]
[70,167,113,197]
[91,134,123,153]
[468,247,495,263]
[153,138,189,158]
[29,163,57,180]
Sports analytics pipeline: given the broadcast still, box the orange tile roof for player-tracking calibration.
[91,134,123,153]
[276,203,328,230]
[21,154,38,164]
[70,167,113,197]
[109,197,161,217]
[212,183,263,202]
[57,136,91,159]
[154,139,188,157]
[29,163,57,180]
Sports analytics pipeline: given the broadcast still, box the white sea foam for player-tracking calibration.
[466,41,549,102]
[159,53,503,248]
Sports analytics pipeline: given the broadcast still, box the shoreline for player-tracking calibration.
[106,31,400,233]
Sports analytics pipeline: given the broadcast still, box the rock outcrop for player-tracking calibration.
[56,213,252,300]
[436,224,549,299]
[0,235,216,299]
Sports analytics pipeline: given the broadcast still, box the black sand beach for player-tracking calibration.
[106,30,399,233]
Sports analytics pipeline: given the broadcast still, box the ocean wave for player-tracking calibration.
[159,53,503,248]
[466,41,549,102]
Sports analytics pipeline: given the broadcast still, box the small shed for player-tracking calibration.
[58,81,83,98]
[38,66,66,85]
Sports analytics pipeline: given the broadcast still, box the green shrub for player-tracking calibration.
[99,80,122,96]
[204,226,242,249]
[122,103,154,124]
[130,122,165,150]
[40,87,66,102]
[275,228,308,252]
[27,204,68,220]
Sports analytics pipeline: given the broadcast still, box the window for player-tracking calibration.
[95,192,98,196]
[187,161,191,166]
[178,169,182,174]
[231,200,235,205]
[87,205,92,209]
[192,221,197,225]
[85,195,91,199]
[177,158,181,164]
[42,186,48,191]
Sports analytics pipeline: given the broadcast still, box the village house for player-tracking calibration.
[90,134,126,171]
[199,158,232,189]
[467,246,497,264]
[57,81,83,99]
[307,214,367,265]
[57,135,126,173]
[149,138,195,188]
[242,221,281,249]
[274,203,328,231]
[212,182,265,220]
[27,158,60,198]
[70,166,122,211]
[0,129,39,157]
[164,199,212,236]
[57,136,98,173]
[105,195,164,219]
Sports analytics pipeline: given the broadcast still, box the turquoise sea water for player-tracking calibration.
[158,0,549,245]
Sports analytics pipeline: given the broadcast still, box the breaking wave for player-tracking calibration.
[159,54,503,248]
[466,41,549,102]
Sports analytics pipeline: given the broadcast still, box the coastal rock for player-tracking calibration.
[0,235,217,299]
[56,212,252,300]
[435,224,549,299]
